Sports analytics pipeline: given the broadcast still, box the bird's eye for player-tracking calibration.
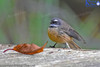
[51,19,58,24]
[52,21,57,24]
[50,18,61,25]
[50,21,57,24]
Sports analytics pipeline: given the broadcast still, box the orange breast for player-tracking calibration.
[48,28,72,43]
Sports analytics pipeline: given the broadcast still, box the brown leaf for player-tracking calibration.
[3,41,48,55]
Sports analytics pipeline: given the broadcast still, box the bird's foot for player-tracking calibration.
[49,45,55,48]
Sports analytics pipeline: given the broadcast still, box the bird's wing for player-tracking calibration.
[59,26,86,44]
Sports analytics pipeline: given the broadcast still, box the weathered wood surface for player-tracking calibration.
[0,45,100,67]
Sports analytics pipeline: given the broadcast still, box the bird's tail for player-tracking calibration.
[68,41,81,49]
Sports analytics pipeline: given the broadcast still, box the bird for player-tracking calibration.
[48,18,86,49]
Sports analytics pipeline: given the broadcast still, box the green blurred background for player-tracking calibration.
[0,0,100,49]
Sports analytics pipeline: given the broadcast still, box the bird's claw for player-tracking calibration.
[49,46,55,48]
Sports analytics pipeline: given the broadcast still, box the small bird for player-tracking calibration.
[48,18,85,49]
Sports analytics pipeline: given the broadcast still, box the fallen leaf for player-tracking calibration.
[3,41,48,55]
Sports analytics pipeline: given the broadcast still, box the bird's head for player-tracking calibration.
[49,18,61,28]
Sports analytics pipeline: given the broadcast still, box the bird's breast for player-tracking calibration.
[48,28,72,43]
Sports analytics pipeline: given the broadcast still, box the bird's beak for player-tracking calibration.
[49,24,59,28]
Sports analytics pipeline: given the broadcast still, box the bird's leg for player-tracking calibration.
[49,43,57,48]
[65,42,70,49]
[63,43,67,48]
